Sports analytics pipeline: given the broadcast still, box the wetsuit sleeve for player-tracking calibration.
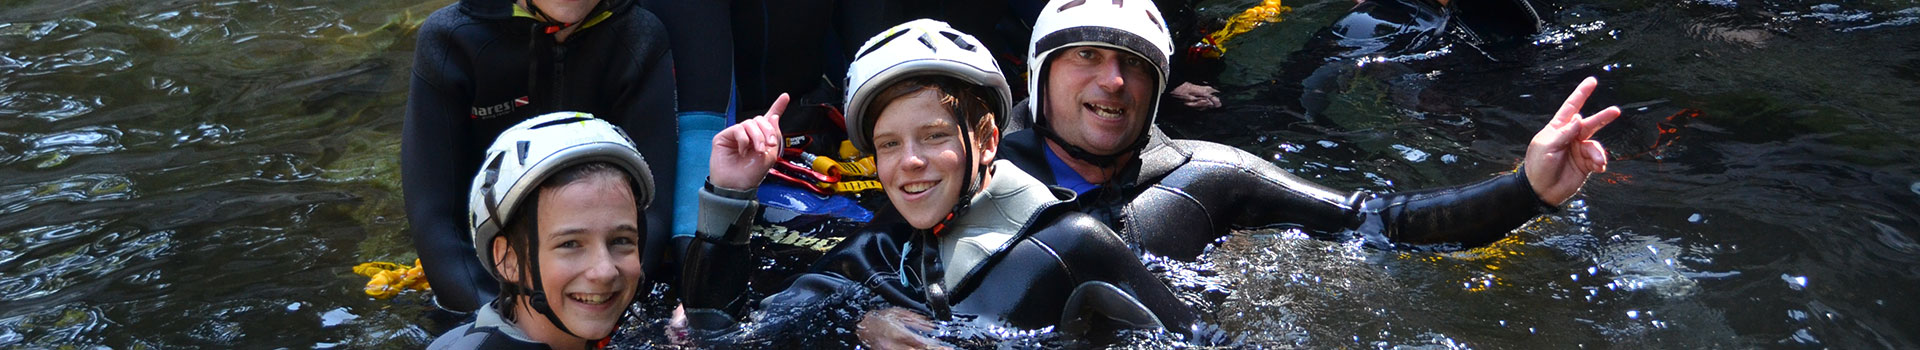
[1215,146,1555,247]
[1349,170,1559,247]
[402,11,494,314]
[681,183,760,330]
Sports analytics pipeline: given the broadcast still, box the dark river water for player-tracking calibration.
[2,0,1917,348]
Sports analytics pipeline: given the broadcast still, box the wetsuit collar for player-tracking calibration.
[472,301,540,344]
[1043,146,1099,195]
[511,4,615,31]
[1131,127,1187,182]
[1042,126,1184,194]
[933,161,1075,296]
[938,161,1063,288]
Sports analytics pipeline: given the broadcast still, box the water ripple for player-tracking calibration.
[6,47,133,78]
[0,18,97,42]
[0,303,110,347]
[21,126,125,164]
[0,227,174,325]
[0,174,136,215]
[0,220,108,268]
[0,92,103,122]
[168,122,240,148]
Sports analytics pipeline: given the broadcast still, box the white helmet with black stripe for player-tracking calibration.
[468,112,656,280]
[1026,0,1174,165]
[466,111,656,338]
[844,18,1013,155]
[843,18,1012,232]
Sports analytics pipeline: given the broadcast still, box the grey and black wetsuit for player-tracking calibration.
[999,118,1556,260]
[403,0,678,314]
[682,162,1199,345]
[426,302,559,350]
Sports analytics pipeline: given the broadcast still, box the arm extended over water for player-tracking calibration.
[1180,78,1619,249]
[1165,141,1556,248]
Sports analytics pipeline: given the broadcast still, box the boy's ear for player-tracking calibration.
[976,122,1000,166]
[492,235,519,283]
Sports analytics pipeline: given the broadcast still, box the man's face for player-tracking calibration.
[1042,46,1156,155]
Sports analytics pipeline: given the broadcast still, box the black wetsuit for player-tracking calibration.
[404,0,678,314]
[683,164,1198,344]
[999,117,1556,260]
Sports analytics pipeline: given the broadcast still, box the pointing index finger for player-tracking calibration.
[765,93,791,118]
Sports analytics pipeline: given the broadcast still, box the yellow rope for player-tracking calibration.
[1196,0,1293,58]
[354,259,431,299]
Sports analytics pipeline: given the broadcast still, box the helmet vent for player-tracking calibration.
[943,32,975,51]
[917,33,936,51]
[531,116,593,129]
[515,140,531,166]
[481,151,504,219]
[1057,0,1085,11]
[858,29,910,59]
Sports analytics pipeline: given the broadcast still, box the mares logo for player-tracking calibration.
[471,96,530,119]
[754,225,846,252]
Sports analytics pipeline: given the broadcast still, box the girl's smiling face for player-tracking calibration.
[498,172,643,348]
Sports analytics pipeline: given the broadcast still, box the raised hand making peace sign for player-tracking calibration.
[1525,77,1623,206]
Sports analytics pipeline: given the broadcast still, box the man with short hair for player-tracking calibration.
[1001,0,1621,260]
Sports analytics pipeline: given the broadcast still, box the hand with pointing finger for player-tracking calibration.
[708,93,791,191]
[1525,77,1622,206]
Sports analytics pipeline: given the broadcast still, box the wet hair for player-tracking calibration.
[492,161,641,321]
[865,75,998,146]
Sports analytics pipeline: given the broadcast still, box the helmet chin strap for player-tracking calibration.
[931,123,989,237]
[521,2,567,33]
[514,235,633,346]
[509,211,632,346]
[512,212,588,340]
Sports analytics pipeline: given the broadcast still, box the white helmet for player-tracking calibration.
[844,18,1013,154]
[468,112,655,280]
[1026,0,1174,163]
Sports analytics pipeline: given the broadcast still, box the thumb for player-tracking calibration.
[1582,140,1608,173]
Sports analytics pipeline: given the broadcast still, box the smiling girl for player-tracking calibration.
[429,113,657,350]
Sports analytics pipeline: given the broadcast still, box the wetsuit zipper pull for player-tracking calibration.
[927,282,951,321]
